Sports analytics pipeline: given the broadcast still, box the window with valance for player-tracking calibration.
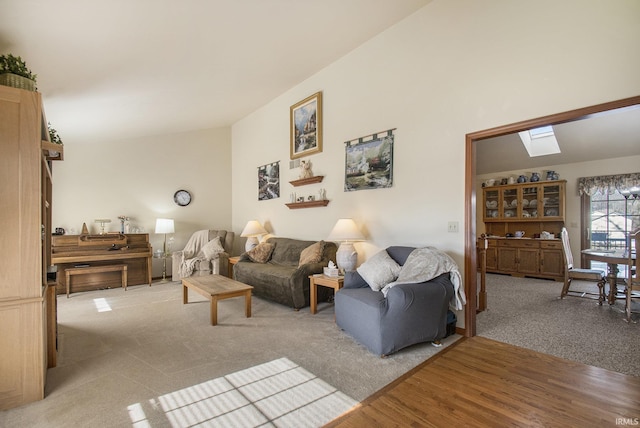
[578,172,640,197]
[579,172,640,252]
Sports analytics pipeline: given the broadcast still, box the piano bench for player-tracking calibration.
[65,264,128,298]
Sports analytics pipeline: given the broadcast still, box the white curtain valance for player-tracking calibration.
[578,172,640,196]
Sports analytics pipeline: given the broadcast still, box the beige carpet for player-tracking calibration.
[0,280,458,427]
[477,273,640,376]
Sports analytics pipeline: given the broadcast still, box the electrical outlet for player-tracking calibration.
[448,221,459,233]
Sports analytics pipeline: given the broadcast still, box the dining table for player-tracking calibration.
[581,248,636,305]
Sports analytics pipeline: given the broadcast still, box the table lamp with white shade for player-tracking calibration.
[241,220,267,252]
[155,218,174,282]
[327,218,365,272]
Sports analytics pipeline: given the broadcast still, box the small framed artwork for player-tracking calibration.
[290,91,322,159]
[344,130,395,192]
[258,161,280,200]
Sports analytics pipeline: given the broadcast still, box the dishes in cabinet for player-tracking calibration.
[529,199,537,208]
[491,210,498,218]
[521,199,529,207]
[504,210,515,217]
[486,200,498,209]
[522,211,531,218]
[510,199,518,207]
[545,208,559,216]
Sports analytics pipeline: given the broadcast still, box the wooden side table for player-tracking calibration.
[228,256,241,278]
[309,274,344,314]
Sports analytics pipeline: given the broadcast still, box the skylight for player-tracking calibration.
[519,125,561,157]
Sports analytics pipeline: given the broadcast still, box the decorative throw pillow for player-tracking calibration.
[298,240,325,266]
[200,236,225,260]
[246,242,275,263]
[356,250,401,292]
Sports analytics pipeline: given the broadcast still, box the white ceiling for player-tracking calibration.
[0,0,430,142]
[476,104,640,175]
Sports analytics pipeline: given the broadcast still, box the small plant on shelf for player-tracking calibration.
[48,123,63,145]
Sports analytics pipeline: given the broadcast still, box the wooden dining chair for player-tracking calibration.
[624,229,639,322]
[559,227,606,304]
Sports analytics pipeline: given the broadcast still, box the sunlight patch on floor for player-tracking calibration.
[128,357,358,427]
[93,298,112,312]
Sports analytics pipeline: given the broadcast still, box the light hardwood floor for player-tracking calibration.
[325,336,640,427]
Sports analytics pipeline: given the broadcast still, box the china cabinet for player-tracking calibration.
[0,85,61,409]
[483,180,566,222]
[481,180,566,281]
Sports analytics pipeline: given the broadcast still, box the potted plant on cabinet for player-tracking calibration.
[0,54,37,91]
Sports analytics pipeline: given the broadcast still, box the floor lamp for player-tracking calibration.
[155,218,174,282]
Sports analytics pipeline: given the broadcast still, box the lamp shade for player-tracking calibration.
[241,220,267,237]
[327,218,364,242]
[155,218,175,234]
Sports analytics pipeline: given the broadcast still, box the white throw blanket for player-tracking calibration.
[381,247,467,311]
[178,230,211,278]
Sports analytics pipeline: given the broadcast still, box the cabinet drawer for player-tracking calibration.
[540,240,562,250]
[497,239,539,248]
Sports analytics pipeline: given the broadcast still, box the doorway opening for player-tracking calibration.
[463,95,640,336]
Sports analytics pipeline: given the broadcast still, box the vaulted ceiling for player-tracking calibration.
[476,104,640,175]
[0,0,430,142]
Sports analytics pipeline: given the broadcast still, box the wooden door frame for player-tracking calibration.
[463,95,640,337]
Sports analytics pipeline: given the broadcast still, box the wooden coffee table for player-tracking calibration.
[182,274,253,325]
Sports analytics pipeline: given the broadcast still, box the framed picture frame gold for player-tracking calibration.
[290,91,322,159]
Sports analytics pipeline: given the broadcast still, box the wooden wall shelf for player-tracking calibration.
[285,200,330,209]
[289,176,324,187]
[41,140,64,161]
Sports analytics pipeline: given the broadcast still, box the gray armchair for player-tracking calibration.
[335,246,455,356]
[172,229,234,280]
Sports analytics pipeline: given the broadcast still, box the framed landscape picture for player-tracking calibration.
[258,161,280,200]
[290,92,322,159]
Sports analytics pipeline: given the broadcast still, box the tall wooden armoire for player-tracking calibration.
[0,84,61,410]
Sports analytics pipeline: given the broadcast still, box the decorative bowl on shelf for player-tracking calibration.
[521,199,529,207]
[529,200,537,208]
[510,200,518,207]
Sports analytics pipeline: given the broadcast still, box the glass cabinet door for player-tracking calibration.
[502,187,517,219]
[521,185,539,219]
[483,188,499,220]
[541,183,563,218]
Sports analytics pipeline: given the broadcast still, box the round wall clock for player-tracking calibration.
[174,189,192,206]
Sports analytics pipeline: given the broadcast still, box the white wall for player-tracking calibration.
[231,0,640,322]
[477,155,640,266]
[52,127,232,278]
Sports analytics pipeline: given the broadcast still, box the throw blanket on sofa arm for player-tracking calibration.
[178,230,214,278]
[381,247,467,311]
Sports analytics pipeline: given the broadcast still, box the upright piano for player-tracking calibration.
[51,233,152,295]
